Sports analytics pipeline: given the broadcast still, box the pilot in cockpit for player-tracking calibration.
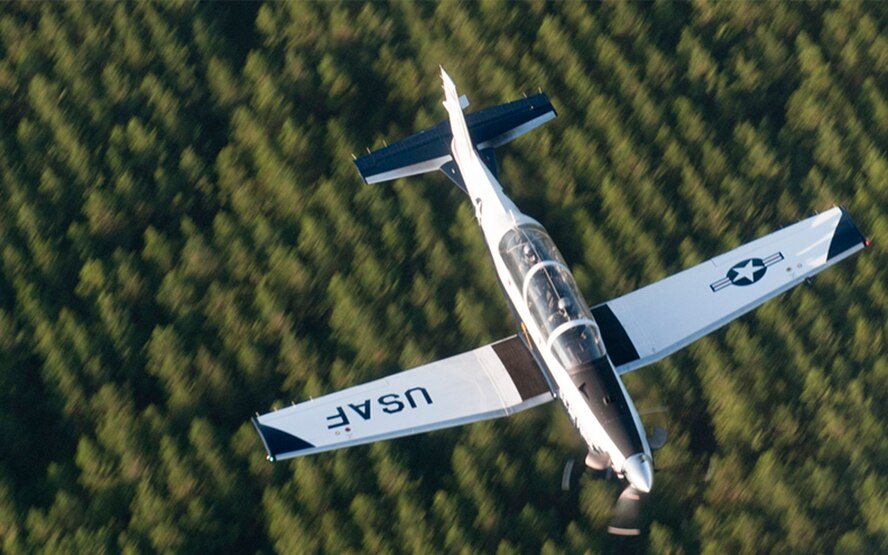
[558,297,572,320]
[548,296,571,325]
[522,244,537,267]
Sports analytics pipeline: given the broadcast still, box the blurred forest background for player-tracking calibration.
[1,1,885,553]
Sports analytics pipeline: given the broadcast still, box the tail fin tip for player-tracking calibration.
[440,67,461,110]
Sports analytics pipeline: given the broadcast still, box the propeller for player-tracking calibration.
[648,425,668,450]
[560,414,670,534]
[561,450,612,491]
[607,485,648,536]
[560,453,656,535]
[560,458,576,492]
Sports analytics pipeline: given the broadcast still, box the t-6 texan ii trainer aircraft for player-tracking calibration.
[253,69,868,534]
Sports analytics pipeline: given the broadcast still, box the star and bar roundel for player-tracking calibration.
[710,252,784,292]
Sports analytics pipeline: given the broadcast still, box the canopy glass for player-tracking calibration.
[499,225,606,362]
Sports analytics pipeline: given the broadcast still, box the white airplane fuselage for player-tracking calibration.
[450,133,654,493]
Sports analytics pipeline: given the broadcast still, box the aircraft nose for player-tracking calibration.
[622,453,654,493]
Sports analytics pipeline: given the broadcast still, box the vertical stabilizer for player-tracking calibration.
[440,67,476,166]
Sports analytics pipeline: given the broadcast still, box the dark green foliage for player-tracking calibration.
[1,2,885,553]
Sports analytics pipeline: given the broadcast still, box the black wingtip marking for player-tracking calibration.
[827,207,867,261]
[252,417,314,461]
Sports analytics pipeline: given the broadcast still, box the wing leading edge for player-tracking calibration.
[593,206,868,374]
[253,336,553,461]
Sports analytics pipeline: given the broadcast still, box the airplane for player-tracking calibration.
[252,68,869,535]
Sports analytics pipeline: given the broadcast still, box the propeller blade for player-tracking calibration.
[561,459,576,491]
[584,449,610,470]
[648,425,668,450]
[562,451,617,491]
[607,486,647,536]
[703,457,715,482]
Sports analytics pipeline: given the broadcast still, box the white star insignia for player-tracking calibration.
[732,259,763,283]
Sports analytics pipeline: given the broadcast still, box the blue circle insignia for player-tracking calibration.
[726,258,767,286]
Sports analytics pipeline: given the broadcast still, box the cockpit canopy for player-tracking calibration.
[524,264,586,333]
[499,225,606,365]
[500,224,561,280]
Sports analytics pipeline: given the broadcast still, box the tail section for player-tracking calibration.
[353,68,557,189]
[440,67,475,168]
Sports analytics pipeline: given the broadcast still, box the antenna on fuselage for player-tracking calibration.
[508,209,520,230]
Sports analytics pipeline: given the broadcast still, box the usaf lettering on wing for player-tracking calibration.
[326,387,433,429]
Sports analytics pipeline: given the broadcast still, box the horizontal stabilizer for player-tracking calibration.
[354,93,556,185]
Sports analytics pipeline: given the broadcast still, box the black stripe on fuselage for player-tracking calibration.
[567,356,643,456]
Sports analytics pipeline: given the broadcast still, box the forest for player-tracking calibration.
[0,1,885,553]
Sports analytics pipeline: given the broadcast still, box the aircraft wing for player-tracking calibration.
[592,206,868,375]
[253,336,553,461]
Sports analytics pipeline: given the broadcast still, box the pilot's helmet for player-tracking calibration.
[523,244,533,257]
[558,298,570,311]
